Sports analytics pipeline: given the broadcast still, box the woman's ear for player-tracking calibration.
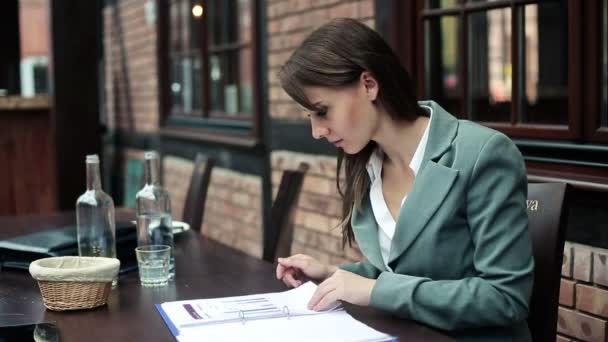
[361,71,379,101]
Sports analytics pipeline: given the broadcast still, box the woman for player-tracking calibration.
[276,18,534,341]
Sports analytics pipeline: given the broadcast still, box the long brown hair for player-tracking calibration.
[278,18,424,247]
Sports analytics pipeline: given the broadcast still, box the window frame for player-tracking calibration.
[156,0,263,146]
[583,0,608,143]
[382,0,608,187]
[389,0,608,143]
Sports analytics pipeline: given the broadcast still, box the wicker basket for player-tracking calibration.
[29,256,120,311]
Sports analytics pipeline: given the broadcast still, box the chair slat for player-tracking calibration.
[182,154,216,233]
[264,163,309,262]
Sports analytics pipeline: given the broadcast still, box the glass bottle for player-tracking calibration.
[135,151,175,279]
[76,154,117,285]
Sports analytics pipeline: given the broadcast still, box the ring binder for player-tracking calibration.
[282,305,291,320]
[155,282,395,341]
[238,305,293,325]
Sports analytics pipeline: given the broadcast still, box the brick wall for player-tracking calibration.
[103,0,158,132]
[267,0,375,121]
[163,156,264,258]
[558,242,608,341]
[271,151,363,265]
[201,168,264,258]
[162,155,194,221]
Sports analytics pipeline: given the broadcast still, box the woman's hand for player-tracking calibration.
[276,254,336,288]
[307,269,376,311]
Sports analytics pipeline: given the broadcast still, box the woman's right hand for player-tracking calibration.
[276,254,337,288]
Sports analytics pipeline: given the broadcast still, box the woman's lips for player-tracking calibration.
[332,139,343,147]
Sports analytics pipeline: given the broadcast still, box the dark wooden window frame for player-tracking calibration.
[156,0,264,147]
[381,0,608,188]
[385,0,607,142]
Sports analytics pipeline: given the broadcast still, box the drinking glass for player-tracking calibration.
[135,245,171,287]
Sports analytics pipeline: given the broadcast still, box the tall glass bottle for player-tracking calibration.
[135,151,175,279]
[76,154,117,285]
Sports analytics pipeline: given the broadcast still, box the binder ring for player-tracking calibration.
[238,310,246,324]
[282,305,291,320]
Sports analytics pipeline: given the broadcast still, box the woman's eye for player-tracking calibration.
[315,109,328,117]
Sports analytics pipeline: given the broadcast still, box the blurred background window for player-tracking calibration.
[167,0,253,119]
[422,0,569,128]
[0,0,50,97]
[424,15,460,117]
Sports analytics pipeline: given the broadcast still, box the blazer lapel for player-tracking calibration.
[387,101,460,264]
[351,196,387,271]
[387,162,458,264]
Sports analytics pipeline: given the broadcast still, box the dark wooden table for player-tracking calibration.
[0,210,453,341]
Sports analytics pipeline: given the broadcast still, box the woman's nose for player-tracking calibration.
[311,121,329,140]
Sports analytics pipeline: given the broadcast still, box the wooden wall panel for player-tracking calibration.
[0,109,56,216]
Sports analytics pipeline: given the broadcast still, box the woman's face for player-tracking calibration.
[302,73,379,154]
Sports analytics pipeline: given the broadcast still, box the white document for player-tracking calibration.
[156,282,395,342]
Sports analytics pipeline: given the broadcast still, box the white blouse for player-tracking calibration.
[366,106,432,271]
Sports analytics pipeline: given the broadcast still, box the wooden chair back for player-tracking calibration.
[182,154,215,233]
[526,182,570,342]
[263,163,309,262]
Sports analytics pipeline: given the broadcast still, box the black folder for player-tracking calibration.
[0,223,138,274]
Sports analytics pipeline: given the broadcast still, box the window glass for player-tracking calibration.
[468,7,512,122]
[519,1,568,125]
[0,0,50,97]
[424,16,460,116]
[207,0,251,116]
[169,0,203,115]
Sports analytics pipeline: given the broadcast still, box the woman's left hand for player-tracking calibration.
[307,269,376,311]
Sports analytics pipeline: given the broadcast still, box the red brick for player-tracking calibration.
[306,8,330,28]
[573,245,593,282]
[562,243,573,277]
[268,51,290,68]
[294,0,311,11]
[281,14,309,32]
[359,0,374,18]
[594,251,608,286]
[328,218,344,236]
[299,210,331,232]
[302,175,334,196]
[576,284,608,318]
[559,279,576,307]
[328,2,358,18]
[314,157,338,178]
[285,31,308,49]
[298,192,330,212]
[293,226,314,245]
[316,0,342,7]
[557,307,607,342]
[316,233,342,254]
[269,19,281,34]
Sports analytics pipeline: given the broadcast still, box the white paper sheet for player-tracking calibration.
[157,282,394,342]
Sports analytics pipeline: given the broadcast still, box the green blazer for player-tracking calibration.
[340,101,534,342]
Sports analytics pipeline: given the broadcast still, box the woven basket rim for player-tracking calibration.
[30,256,120,282]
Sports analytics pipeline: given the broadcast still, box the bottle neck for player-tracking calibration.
[144,157,160,185]
[86,162,102,190]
